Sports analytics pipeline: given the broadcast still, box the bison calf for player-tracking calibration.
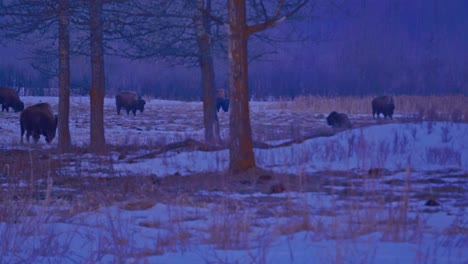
[372,96,395,119]
[216,89,229,112]
[115,91,146,116]
[0,86,24,113]
[326,111,352,128]
[20,102,58,144]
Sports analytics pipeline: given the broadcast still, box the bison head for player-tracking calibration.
[326,111,339,126]
[45,114,58,143]
[386,98,395,117]
[13,101,25,112]
[137,97,146,113]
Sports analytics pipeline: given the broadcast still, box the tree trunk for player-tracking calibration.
[194,0,221,145]
[89,0,106,153]
[227,0,256,173]
[57,0,71,152]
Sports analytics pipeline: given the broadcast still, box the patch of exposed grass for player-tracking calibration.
[120,200,156,211]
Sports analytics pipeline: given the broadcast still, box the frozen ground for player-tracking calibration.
[0,96,466,263]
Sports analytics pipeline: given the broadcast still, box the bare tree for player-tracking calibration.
[113,0,308,169]
[194,0,222,145]
[0,0,73,152]
[58,0,72,151]
[89,0,106,153]
[108,0,226,145]
[227,0,308,173]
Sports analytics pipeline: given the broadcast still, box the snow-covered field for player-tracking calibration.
[0,96,466,263]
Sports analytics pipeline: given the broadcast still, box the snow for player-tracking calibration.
[0,96,466,263]
[113,122,468,176]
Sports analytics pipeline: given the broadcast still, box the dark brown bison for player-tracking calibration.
[216,89,229,112]
[0,86,24,112]
[20,102,58,144]
[372,96,395,119]
[326,111,352,128]
[115,91,146,116]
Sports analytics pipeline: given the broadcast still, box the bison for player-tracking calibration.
[216,89,229,112]
[20,102,58,144]
[115,91,146,116]
[326,111,352,128]
[0,86,24,112]
[372,96,395,119]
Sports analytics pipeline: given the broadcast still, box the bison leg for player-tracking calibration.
[32,131,40,143]
[372,107,378,119]
[33,135,40,143]
[25,131,32,143]
[117,105,121,115]
[20,122,25,144]
[132,109,136,116]
[221,100,229,112]
[45,133,51,143]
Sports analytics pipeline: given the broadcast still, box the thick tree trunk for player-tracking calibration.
[57,0,71,152]
[89,0,106,153]
[227,0,256,173]
[195,0,221,145]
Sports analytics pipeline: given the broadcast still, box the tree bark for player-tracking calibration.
[57,0,71,152]
[195,0,221,145]
[227,0,256,173]
[89,0,106,153]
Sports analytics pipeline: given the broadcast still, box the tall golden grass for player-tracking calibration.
[277,95,467,118]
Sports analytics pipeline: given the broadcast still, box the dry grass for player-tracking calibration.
[0,95,466,262]
[0,157,464,262]
[206,200,253,250]
[120,199,156,211]
[284,95,467,119]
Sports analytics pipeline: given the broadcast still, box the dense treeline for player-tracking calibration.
[1,0,467,99]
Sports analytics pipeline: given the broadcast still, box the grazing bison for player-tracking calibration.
[20,102,58,144]
[326,111,352,128]
[0,86,24,112]
[216,89,229,112]
[115,91,146,116]
[372,96,395,119]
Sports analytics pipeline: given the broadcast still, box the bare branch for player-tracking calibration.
[246,0,308,35]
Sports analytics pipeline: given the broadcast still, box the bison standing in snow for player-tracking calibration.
[0,86,24,113]
[115,91,146,116]
[20,102,58,144]
[372,96,395,119]
[216,89,229,112]
[326,111,352,128]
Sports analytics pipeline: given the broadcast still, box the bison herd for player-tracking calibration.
[326,95,395,129]
[0,86,56,144]
[1,85,396,144]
